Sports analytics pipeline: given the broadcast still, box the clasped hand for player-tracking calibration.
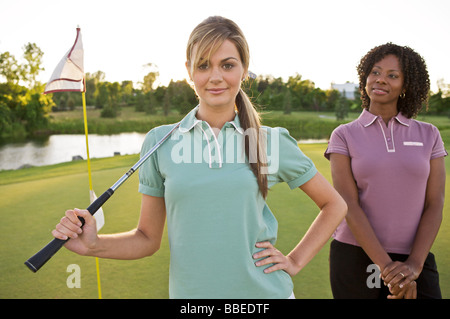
[382,260,421,299]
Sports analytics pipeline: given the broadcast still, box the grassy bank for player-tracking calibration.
[1,144,449,299]
[47,107,351,140]
[47,107,342,138]
[46,107,184,135]
[45,107,450,144]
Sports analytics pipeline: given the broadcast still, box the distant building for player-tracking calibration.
[331,82,358,100]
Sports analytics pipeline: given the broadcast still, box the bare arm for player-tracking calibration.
[254,172,347,276]
[329,153,392,270]
[382,157,445,289]
[53,194,166,260]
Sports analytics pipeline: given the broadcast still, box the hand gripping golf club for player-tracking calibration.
[25,122,181,272]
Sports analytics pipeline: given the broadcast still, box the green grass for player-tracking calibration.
[1,143,449,299]
[0,157,169,299]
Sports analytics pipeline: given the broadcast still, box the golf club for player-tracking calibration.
[24,121,181,272]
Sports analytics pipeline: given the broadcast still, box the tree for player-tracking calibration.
[0,52,20,83]
[326,89,341,112]
[0,101,13,136]
[0,43,54,138]
[85,72,99,105]
[100,82,121,118]
[352,87,362,110]
[256,75,285,110]
[167,79,197,114]
[141,63,159,94]
[335,94,349,120]
[310,88,326,112]
[256,75,270,93]
[429,90,450,115]
[121,80,134,105]
[21,43,44,88]
[283,88,292,114]
[23,91,53,131]
[287,74,317,111]
[96,82,109,109]
[101,98,119,118]
[163,87,170,116]
[84,71,108,106]
[436,78,450,97]
[134,90,146,112]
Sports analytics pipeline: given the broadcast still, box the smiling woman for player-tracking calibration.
[326,43,447,299]
[48,15,347,300]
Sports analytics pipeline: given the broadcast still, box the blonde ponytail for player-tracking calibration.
[236,88,268,198]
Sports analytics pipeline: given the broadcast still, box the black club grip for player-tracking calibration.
[24,188,114,272]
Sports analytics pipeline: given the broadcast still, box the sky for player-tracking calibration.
[1,0,449,92]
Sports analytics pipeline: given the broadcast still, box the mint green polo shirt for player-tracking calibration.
[139,106,317,298]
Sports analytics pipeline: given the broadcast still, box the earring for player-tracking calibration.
[400,92,406,99]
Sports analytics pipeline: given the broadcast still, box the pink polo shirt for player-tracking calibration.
[325,109,447,254]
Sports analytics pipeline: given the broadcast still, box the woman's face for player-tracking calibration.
[365,54,404,107]
[187,39,246,111]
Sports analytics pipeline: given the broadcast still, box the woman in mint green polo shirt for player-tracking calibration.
[52,16,347,299]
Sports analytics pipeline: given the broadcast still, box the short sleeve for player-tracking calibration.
[430,125,448,159]
[267,127,317,189]
[324,125,349,160]
[138,128,165,197]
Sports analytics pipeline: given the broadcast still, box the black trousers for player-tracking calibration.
[329,239,442,299]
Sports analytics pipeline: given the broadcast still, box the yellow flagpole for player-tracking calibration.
[82,91,102,299]
[82,92,93,190]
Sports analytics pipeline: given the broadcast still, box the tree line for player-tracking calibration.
[1,43,450,139]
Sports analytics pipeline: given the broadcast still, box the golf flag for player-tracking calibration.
[91,190,105,231]
[44,27,85,94]
[44,27,103,299]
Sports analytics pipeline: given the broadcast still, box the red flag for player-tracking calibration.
[44,27,84,94]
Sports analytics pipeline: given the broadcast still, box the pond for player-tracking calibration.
[0,132,147,171]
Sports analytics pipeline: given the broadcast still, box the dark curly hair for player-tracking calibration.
[357,43,430,118]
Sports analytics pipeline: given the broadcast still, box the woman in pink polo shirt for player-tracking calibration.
[325,43,447,299]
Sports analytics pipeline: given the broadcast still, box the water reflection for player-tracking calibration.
[0,133,146,171]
